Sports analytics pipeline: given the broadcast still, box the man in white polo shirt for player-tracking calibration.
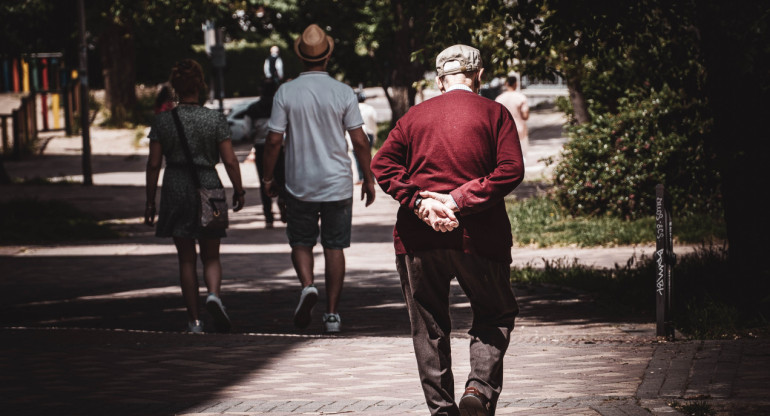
[262,24,376,333]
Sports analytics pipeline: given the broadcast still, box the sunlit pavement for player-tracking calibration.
[1,96,768,415]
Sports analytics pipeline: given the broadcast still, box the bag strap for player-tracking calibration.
[170,107,202,189]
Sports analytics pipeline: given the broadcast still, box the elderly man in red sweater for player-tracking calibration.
[371,44,524,416]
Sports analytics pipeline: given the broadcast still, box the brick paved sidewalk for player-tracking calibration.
[2,194,768,415]
[2,111,768,415]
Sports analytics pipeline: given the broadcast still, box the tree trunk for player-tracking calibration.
[383,0,422,127]
[566,73,590,124]
[696,1,770,311]
[383,86,414,128]
[99,22,137,127]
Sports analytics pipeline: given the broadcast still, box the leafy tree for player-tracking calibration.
[247,0,513,125]
[500,0,769,314]
[246,0,433,124]
[0,0,235,126]
[501,1,720,221]
[87,1,237,126]
[500,1,706,125]
[0,0,76,56]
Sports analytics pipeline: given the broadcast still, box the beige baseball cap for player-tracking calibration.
[435,44,482,77]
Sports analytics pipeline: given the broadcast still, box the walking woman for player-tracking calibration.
[144,59,246,333]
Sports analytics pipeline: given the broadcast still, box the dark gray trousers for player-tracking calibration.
[396,250,519,416]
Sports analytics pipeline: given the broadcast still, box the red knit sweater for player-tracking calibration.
[371,89,524,264]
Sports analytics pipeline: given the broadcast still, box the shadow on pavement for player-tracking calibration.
[0,254,626,336]
[1,327,307,416]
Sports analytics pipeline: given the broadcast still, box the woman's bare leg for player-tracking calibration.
[198,238,222,296]
[173,237,199,321]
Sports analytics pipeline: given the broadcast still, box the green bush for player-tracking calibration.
[552,85,720,219]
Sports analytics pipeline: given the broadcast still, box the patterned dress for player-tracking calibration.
[148,105,231,239]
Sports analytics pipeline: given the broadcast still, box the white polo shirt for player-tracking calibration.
[268,71,364,201]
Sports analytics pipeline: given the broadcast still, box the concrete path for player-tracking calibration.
[1,102,767,416]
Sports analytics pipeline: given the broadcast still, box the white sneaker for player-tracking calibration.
[188,320,204,333]
[323,313,341,333]
[293,285,318,329]
[205,293,232,333]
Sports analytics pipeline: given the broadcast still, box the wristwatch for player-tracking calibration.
[414,196,423,210]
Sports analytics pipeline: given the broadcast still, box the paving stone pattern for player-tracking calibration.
[1,105,768,415]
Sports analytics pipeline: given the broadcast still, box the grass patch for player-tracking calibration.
[0,198,118,244]
[505,195,757,339]
[506,195,725,247]
[511,245,767,338]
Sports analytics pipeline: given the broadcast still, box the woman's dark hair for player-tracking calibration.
[169,59,207,98]
[155,84,172,107]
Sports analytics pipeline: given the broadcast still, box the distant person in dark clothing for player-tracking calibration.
[248,80,286,228]
[371,44,524,416]
[264,45,284,86]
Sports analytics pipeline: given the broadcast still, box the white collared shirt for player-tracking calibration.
[268,71,364,201]
[445,84,473,93]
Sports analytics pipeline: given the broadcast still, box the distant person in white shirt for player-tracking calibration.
[264,45,284,86]
[495,75,530,161]
[355,92,378,183]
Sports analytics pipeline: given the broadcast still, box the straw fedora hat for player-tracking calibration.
[294,24,335,62]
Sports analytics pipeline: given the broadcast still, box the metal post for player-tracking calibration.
[654,184,676,340]
[77,0,92,185]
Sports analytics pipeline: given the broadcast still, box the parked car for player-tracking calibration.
[226,98,260,142]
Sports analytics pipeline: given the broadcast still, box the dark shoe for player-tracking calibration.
[205,293,232,333]
[293,285,318,329]
[187,320,204,334]
[459,387,490,416]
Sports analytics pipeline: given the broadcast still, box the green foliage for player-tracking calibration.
[0,0,76,55]
[552,86,720,219]
[0,198,118,244]
[506,196,724,248]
